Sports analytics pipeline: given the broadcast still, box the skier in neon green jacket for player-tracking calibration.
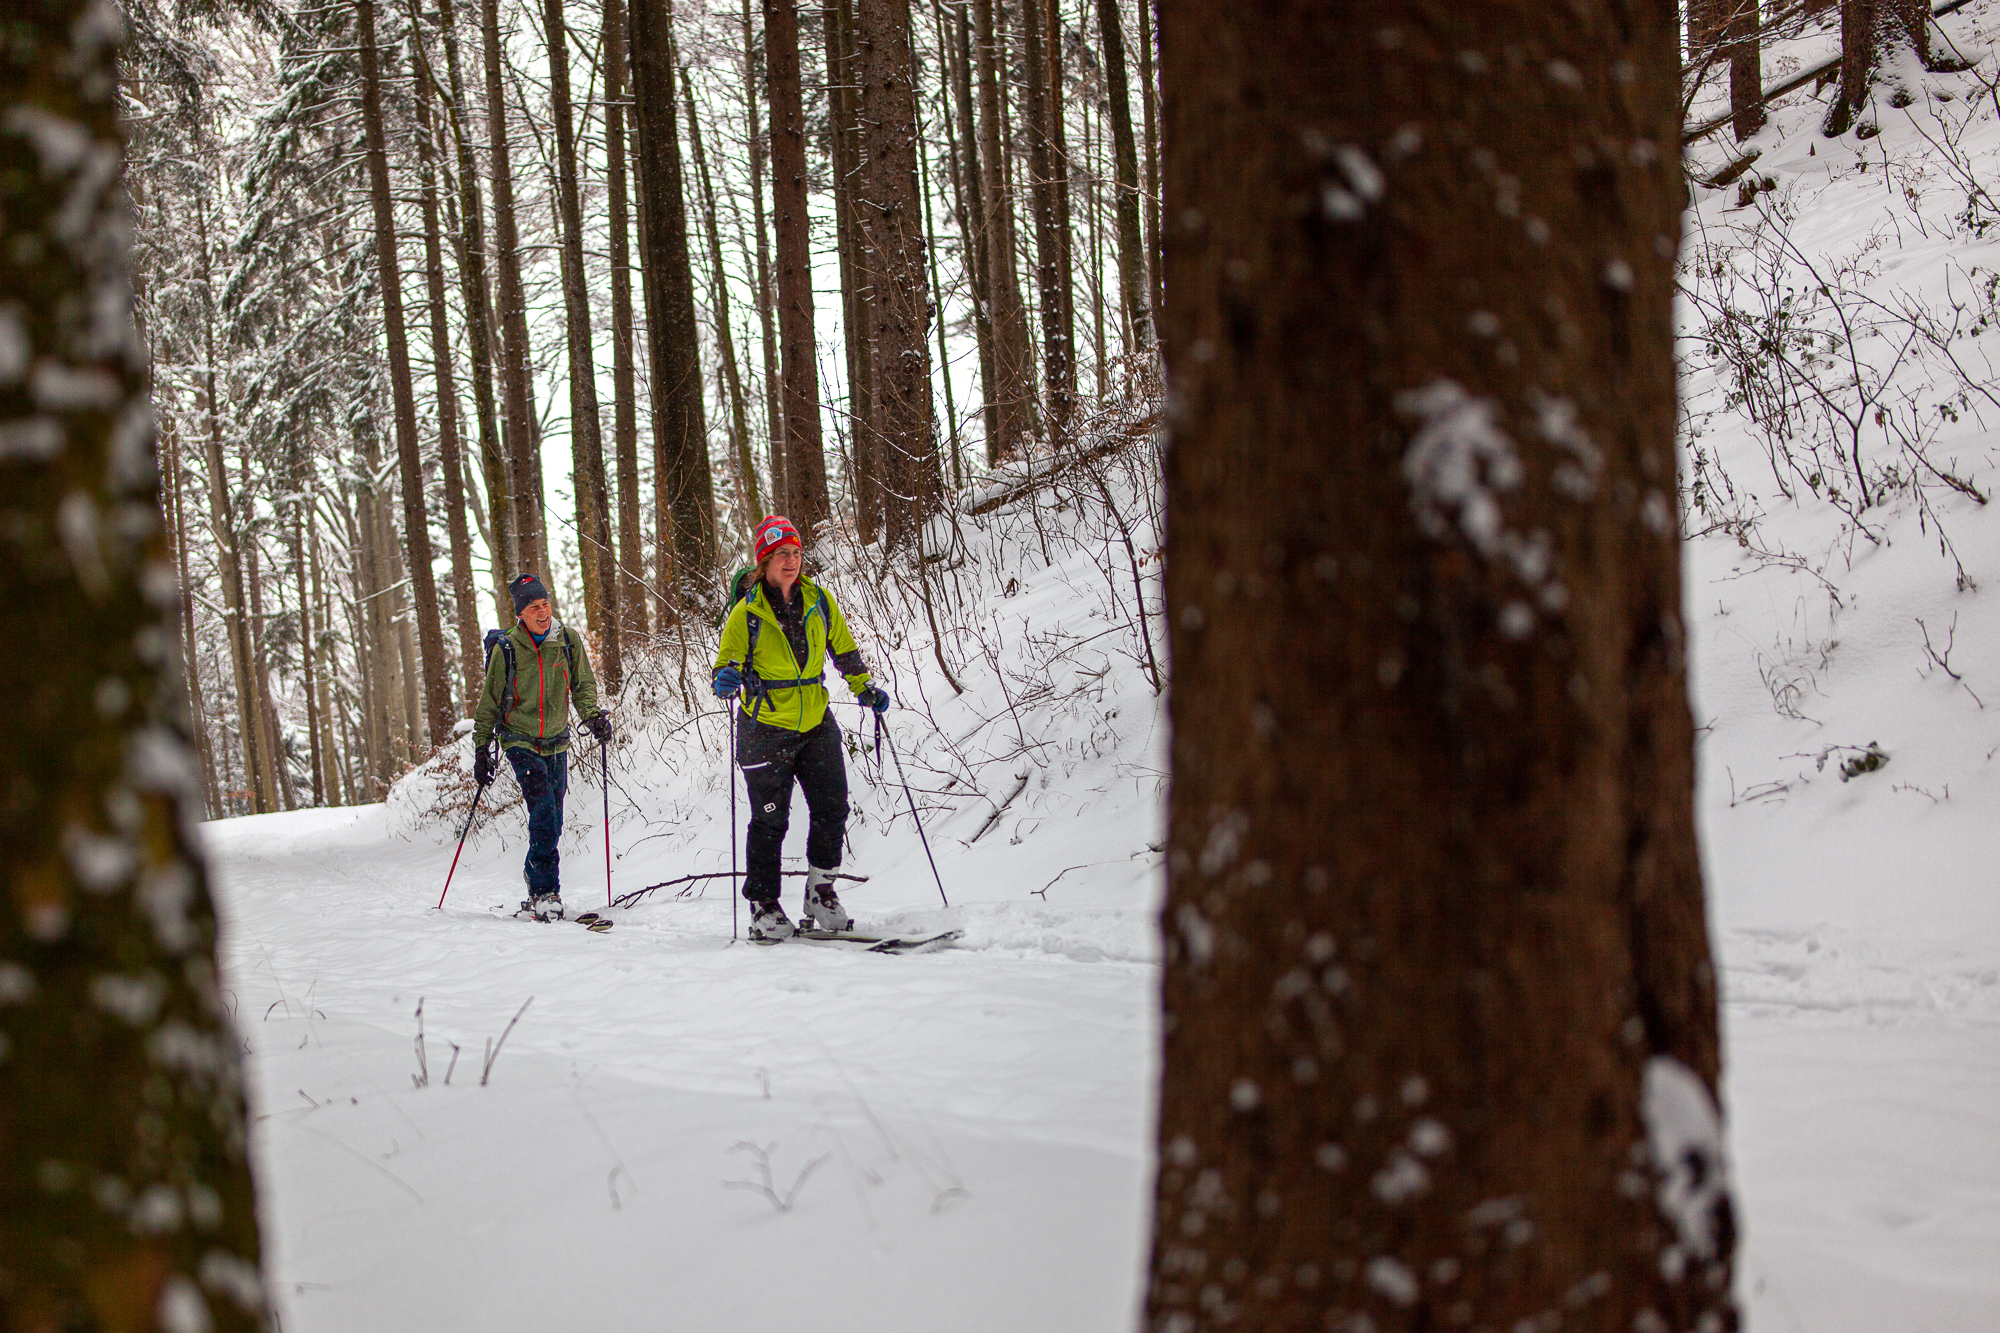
[712,515,889,942]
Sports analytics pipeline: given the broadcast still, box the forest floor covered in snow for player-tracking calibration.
[202,16,2000,1327]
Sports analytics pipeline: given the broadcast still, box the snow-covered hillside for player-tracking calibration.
[201,19,2000,1327]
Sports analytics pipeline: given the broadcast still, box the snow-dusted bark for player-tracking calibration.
[0,0,268,1323]
[1148,3,1734,1332]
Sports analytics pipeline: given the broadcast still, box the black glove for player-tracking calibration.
[473,744,496,788]
[584,712,612,742]
[857,685,891,716]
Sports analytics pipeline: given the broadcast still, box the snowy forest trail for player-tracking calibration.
[205,800,1159,1332]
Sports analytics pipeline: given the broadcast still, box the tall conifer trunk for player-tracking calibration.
[686,78,764,533]
[437,0,515,621]
[1021,0,1073,447]
[542,0,624,690]
[1146,6,1735,1333]
[603,0,652,637]
[482,0,549,576]
[765,0,831,533]
[973,0,1033,463]
[827,0,881,540]
[1097,0,1152,352]
[410,24,484,703]
[630,0,720,609]
[744,0,789,516]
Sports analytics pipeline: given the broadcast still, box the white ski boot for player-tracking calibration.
[801,869,852,933]
[749,898,796,944]
[524,891,565,922]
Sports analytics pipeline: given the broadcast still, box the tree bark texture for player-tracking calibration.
[0,1,268,1323]
[603,0,652,638]
[542,0,624,691]
[855,0,940,546]
[1147,6,1735,1333]
[481,0,549,578]
[629,0,720,608]
[940,0,1000,463]
[764,0,831,534]
[973,0,1034,464]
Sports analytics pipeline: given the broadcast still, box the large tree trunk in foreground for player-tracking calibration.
[0,2,267,1324]
[1146,5,1735,1333]
[764,0,830,534]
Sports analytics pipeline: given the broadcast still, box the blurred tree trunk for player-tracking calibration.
[436,0,515,621]
[481,0,549,576]
[765,0,831,532]
[603,0,652,638]
[973,0,1034,462]
[542,0,624,691]
[1690,1,1766,142]
[0,1,267,1323]
[855,0,939,545]
[1146,4,1736,1333]
[630,0,720,610]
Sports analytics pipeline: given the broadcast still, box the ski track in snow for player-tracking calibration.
[204,17,2000,1324]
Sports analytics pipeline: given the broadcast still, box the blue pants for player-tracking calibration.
[507,747,569,894]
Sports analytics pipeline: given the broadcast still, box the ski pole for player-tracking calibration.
[602,736,613,909]
[727,700,740,941]
[878,712,949,908]
[436,776,490,910]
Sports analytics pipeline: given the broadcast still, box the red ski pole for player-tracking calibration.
[436,779,489,910]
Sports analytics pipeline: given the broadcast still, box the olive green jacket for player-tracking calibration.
[472,620,600,754]
[713,578,871,733]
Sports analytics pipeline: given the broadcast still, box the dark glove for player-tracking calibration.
[857,685,891,716]
[713,664,742,699]
[473,744,496,788]
[584,712,612,742]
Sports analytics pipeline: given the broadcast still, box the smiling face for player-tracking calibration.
[520,597,554,635]
[762,543,803,595]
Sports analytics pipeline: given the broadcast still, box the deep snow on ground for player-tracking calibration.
[203,20,2000,1328]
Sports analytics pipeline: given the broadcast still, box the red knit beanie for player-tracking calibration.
[753,515,802,564]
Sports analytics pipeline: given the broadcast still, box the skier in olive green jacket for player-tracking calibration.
[472,573,611,921]
[713,515,889,942]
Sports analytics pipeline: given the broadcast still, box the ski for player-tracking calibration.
[793,928,962,954]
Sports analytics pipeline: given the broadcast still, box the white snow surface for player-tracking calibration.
[204,21,2000,1325]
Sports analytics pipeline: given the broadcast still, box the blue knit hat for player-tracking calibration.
[509,573,550,615]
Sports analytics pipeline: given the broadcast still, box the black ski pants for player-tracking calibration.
[737,712,848,901]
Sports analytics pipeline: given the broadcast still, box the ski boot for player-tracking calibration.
[801,869,852,933]
[748,897,796,944]
[521,891,565,922]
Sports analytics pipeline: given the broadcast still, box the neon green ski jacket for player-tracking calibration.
[713,577,872,733]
